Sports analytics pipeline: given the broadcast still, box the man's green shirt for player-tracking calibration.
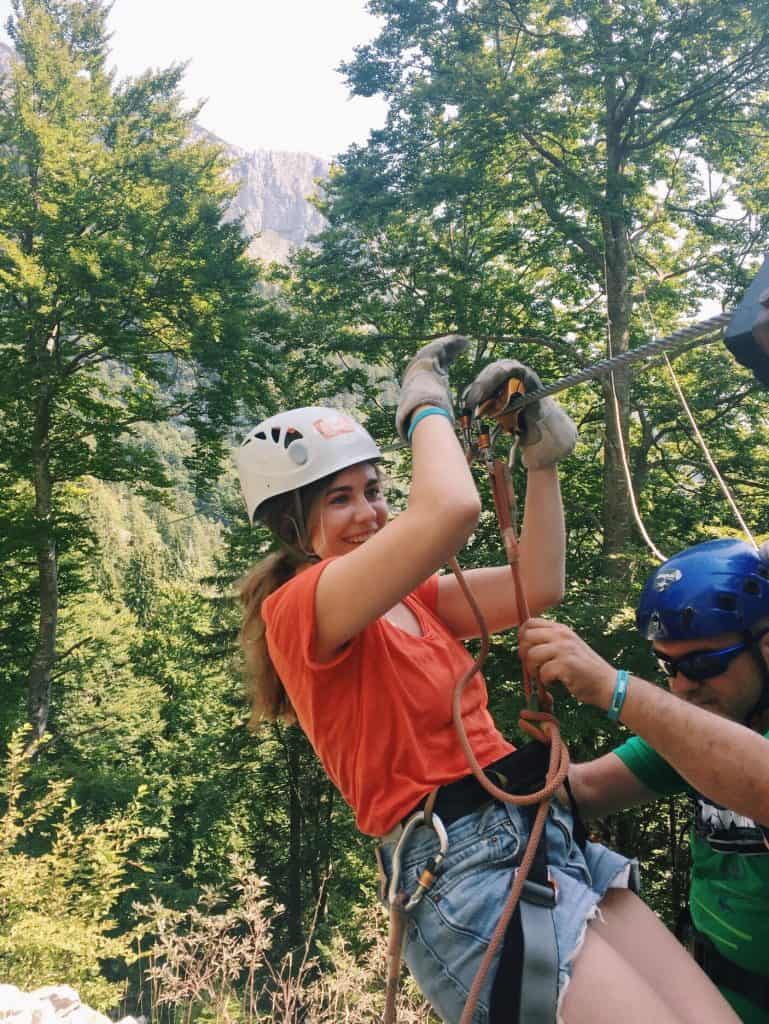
[614,733,769,1023]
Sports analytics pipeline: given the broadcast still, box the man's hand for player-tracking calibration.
[518,617,616,709]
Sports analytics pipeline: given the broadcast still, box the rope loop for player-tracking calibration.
[519,708,556,745]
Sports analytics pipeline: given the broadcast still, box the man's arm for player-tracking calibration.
[616,673,769,826]
[569,752,658,820]
[519,618,769,826]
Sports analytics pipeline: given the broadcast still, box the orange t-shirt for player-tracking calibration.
[262,559,513,836]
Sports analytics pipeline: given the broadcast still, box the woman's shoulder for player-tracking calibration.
[407,572,440,614]
[262,558,332,622]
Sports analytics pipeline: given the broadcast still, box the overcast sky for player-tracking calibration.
[0,0,388,157]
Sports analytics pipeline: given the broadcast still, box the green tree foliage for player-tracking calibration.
[0,0,269,741]
[2,2,769,1013]
[272,0,769,935]
[297,0,769,566]
[0,727,162,1009]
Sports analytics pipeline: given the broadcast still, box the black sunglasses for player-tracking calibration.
[654,641,749,683]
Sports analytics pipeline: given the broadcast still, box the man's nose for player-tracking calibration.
[668,670,701,697]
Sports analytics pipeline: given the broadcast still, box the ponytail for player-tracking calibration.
[236,473,331,727]
[238,548,305,726]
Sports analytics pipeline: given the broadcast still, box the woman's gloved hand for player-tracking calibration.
[463,359,578,469]
[395,334,469,441]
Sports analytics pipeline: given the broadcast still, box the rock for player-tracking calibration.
[28,989,80,1017]
[0,987,115,1024]
[207,132,330,263]
[0,44,329,268]
[0,987,59,1024]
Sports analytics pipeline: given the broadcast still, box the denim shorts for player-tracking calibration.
[378,796,638,1024]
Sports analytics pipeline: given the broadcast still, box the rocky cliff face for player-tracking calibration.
[206,133,329,263]
[0,42,328,263]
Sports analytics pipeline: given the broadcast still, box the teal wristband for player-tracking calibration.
[607,669,630,721]
[407,405,453,443]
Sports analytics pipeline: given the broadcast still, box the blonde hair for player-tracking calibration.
[237,461,381,728]
[238,479,325,727]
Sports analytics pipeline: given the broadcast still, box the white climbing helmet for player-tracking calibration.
[236,406,381,524]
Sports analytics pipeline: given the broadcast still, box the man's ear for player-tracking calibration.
[758,628,769,667]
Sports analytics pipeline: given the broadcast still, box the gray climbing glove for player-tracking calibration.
[463,359,578,470]
[395,334,469,441]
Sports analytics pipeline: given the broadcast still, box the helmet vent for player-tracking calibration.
[271,427,281,443]
[254,431,266,440]
[743,578,761,595]
[284,428,304,448]
[681,607,695,627]
[716,593,738,610]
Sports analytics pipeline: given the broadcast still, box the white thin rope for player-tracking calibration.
[607,364,667,561]
[662,350,758,548]
[627,236,758,551]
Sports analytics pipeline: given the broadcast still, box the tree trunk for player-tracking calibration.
[600,56,634,577]
[27,387,58,742]
[285,727,305,950]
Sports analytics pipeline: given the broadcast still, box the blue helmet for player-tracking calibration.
[636,539,769,642]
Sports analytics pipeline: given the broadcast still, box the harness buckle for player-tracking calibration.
[387,810,449,912]
[519,869,558,908]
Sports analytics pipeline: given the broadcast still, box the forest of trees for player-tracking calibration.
[1,0,768,1020]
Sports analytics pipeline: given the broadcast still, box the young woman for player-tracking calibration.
[235,336,737,1023]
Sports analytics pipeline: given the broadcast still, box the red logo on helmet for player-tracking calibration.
[313,415,357,439]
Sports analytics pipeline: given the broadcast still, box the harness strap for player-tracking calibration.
[517,886,559,1023]
[490,807,559,1024]
[489,902,525,1022]
[692,927,769,1011]
[384,895,408,1024]
[562,776,588,851]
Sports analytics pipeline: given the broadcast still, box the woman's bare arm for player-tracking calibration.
[435,466,565,638]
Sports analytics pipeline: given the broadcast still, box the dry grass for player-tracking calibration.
[136,856,437,1024]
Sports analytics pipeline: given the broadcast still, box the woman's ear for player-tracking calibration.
[758,627,769,667]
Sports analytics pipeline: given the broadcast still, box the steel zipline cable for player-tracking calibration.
[506,310,731,412]
[382,311,732,454]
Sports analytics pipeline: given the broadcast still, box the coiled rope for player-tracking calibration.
[447,446,569,1024]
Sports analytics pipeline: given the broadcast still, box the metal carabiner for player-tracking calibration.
[387,810,449,912]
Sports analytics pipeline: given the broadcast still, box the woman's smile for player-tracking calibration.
[309,462,388,559]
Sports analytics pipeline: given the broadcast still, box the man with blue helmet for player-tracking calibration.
[518,538,769,1023]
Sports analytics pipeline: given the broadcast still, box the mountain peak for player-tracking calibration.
[0,43,329,264]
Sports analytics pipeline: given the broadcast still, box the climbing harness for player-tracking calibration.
[383,381,570,1024]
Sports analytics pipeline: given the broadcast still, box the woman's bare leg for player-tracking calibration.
[562,889,738,1024]
[561,923,685,1024]
[590,889,739,1023]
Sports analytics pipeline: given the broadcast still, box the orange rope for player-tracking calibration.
[447,456,569,1023]
[385,449,570,1023]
